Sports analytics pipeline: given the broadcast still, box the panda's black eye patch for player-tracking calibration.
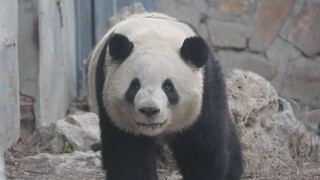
[162,79,179,104]
[125,78,140,103]
[131,78,141,90]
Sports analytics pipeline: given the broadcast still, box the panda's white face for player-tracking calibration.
[104,49,204,136]
[86,13,210,136]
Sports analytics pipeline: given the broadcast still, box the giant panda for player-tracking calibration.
[87,13,243,180]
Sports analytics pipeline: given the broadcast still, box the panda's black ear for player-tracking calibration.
[180,36,209,68]
[108,33,134,61]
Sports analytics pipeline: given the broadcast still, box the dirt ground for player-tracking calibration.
[4,144,182,180]
[4,142,320,180]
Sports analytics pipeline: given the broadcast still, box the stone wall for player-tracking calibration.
[155,0,320,109]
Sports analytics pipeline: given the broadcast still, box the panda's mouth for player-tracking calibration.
[136,121,167,129]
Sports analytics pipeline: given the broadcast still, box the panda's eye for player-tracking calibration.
[133,83,140,90]
[162,80,173,92]
[131,78,141,90]
[125,78,140,103]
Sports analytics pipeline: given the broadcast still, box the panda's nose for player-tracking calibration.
[139,107,160,118]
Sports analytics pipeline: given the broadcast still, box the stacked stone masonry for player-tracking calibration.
[156,0,320,109]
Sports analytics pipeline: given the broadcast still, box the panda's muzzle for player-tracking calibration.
[139,107,160,118]
[135,107,168,129]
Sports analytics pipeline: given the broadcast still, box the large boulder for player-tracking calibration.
[226,69,294,178]
[28,113,100,153]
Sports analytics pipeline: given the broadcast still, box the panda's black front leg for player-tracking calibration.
[101,123,158,180]
[170,128,228,180]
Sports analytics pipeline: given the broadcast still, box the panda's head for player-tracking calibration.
[100,15,209,136]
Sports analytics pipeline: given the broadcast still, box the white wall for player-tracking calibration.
[0,0,19,152]
[38,0,76,126]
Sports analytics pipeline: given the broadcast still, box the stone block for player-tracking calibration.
[233,53,277,80]
[198,23,209,41]
[155,0,207,28]
[249,0,294,52]
[279,0,305,39]
[158,0,208,14]
[266,37,301,92]
[287,3,320,56]
[207,19,248,49]
[281,56,320,104]
[216,50,236,75]
[267,37,301,63]
[270,61,287,93]
[217,51,277,80]
[214,0,250,15]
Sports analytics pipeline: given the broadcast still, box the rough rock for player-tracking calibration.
[18,151,104,180]
[287,3,320,56]
[227,69,278,125]
[281,56,320,104]
[217,51,277,80]
[276,98,320,162]
[207,19,248,49]
[249,0,294,52]
[226,69,295,179]
[27,113,100,153]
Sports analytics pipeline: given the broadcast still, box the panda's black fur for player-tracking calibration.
[90,13,243,180]
[171,53,243,180]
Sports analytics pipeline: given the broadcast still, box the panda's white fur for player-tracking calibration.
[88,13,204,136]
